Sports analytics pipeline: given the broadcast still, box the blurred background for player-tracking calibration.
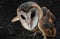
[0,0,60,39]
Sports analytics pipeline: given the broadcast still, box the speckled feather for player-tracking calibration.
[11,2,56,39]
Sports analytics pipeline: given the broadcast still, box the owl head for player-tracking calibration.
[11,2,43,31]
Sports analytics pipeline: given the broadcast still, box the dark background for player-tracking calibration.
[0,0,60,39]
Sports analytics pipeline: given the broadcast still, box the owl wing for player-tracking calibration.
[38,7,56,37]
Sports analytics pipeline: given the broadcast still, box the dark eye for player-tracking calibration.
[21,15,25,19]
[31,9,36,19]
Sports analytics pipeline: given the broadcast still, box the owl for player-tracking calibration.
[11,2,56,39]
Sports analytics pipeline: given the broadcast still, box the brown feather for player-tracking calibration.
[38,7,56,37]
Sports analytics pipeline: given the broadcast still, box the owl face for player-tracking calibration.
[17,8,39,30]
[17,2,43,31]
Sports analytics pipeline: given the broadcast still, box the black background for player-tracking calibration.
[0,0,60,39]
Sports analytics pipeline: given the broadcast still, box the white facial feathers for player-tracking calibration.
[17,8,39,31]
[11,2,43,31]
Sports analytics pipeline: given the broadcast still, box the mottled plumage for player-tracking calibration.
[11,2,56,39]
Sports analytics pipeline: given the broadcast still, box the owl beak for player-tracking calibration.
[27,19,33,28]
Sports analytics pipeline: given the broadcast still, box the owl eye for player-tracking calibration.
[31,9,36,19]
[21,15,25,19]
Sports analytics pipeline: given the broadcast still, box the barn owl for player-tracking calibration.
[11,2,56,39]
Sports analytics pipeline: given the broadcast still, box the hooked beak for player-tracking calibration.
[26,19,33,28]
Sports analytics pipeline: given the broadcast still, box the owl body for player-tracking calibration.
[11,2,56,39]
[38,7,56,37]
